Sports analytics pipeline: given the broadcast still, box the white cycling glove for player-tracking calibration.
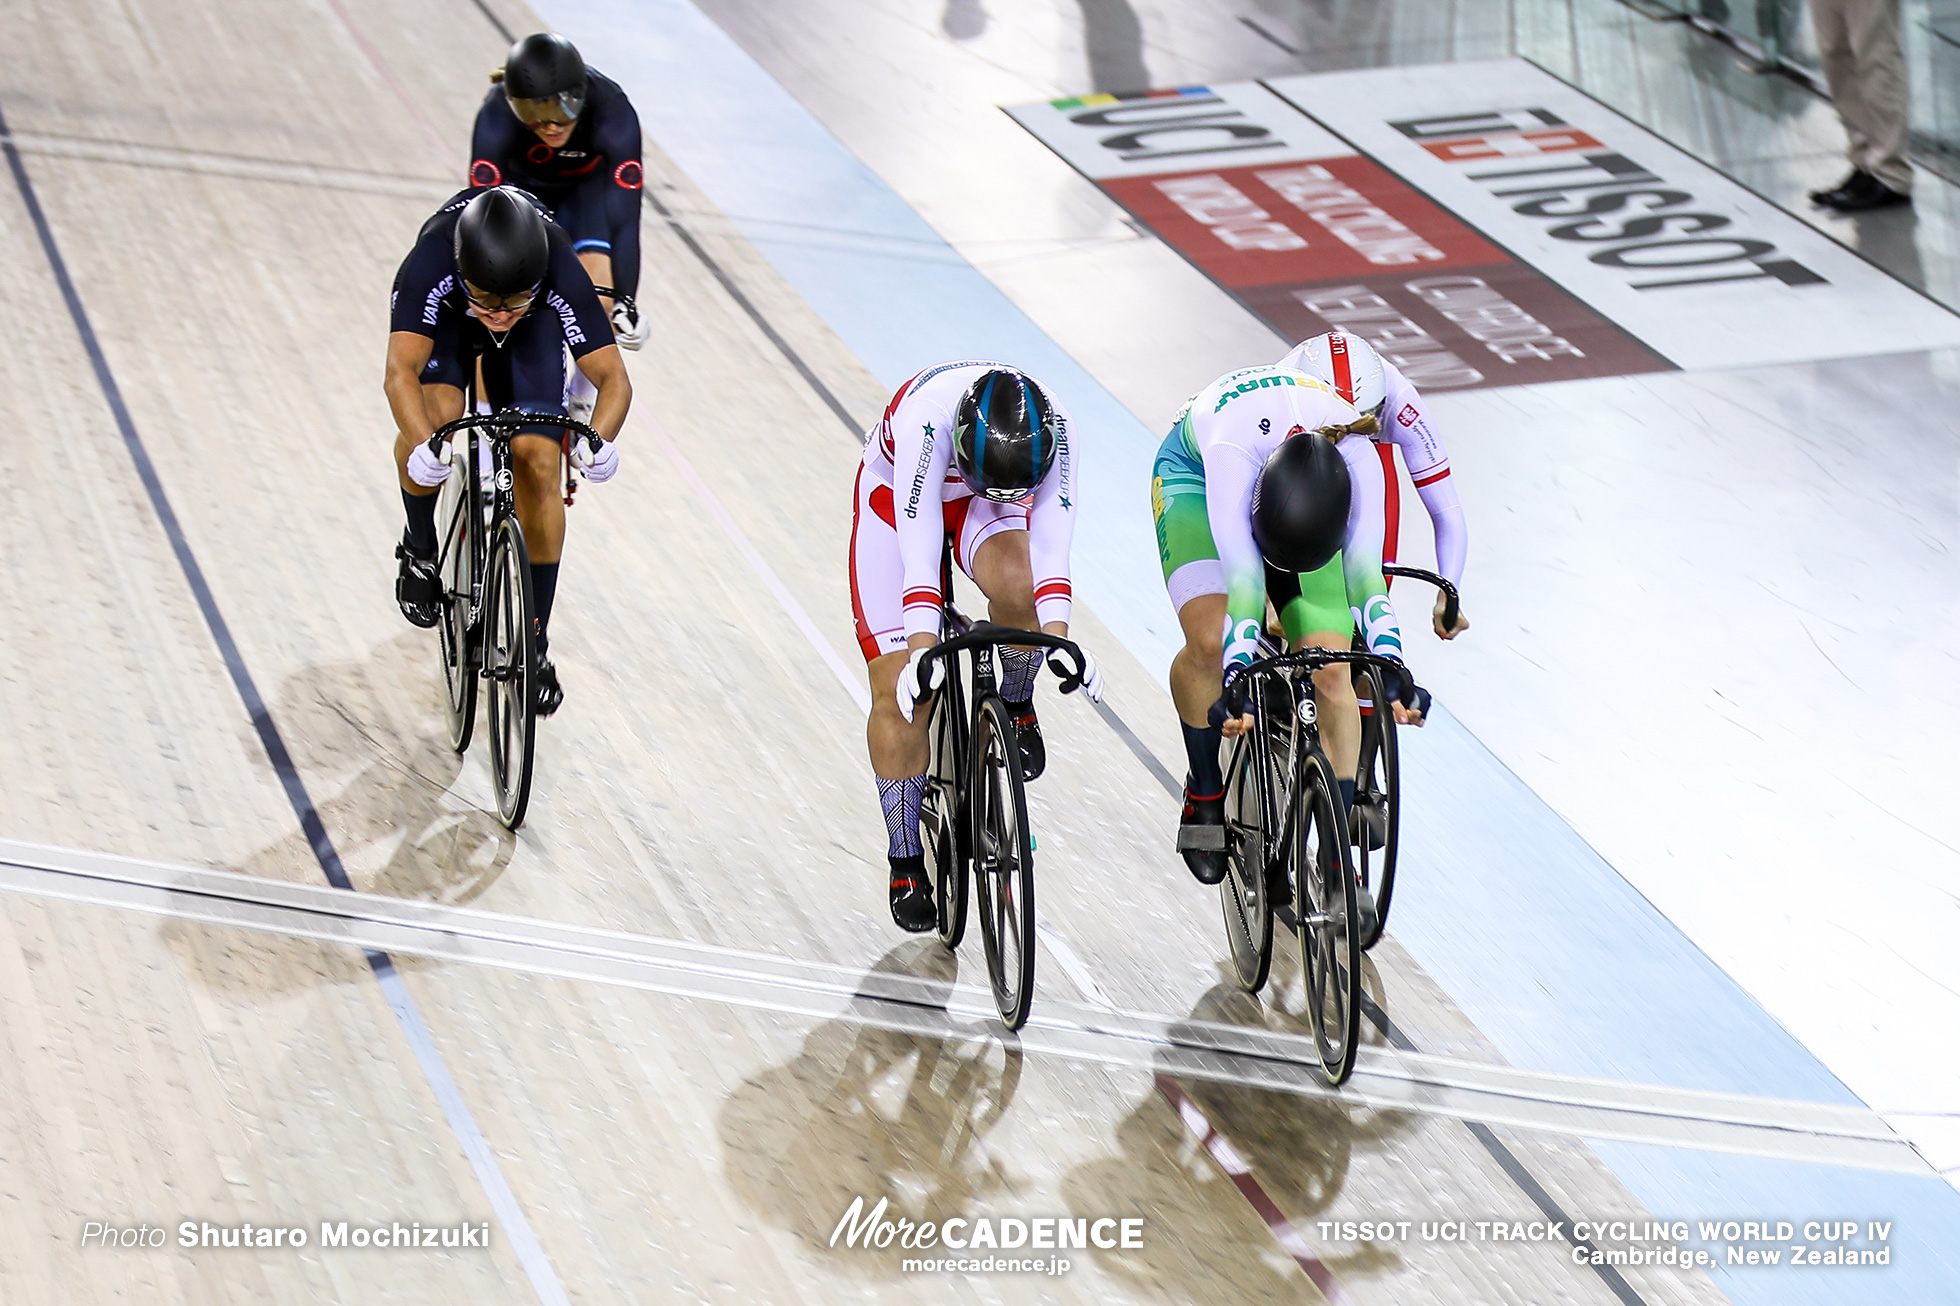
[406,440,450,488]
[1051,646,1104,703]
[574,437,620,483]
[895,646,945,723]
[611,301,648,350]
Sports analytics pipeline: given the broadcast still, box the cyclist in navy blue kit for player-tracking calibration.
[469,32,648,361]
[387,186,631,716]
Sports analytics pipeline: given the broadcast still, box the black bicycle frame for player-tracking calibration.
[425,410,602,630]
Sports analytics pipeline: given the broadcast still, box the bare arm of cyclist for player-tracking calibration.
[574,342,631,441]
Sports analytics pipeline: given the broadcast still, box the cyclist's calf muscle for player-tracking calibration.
[867,649,931,779]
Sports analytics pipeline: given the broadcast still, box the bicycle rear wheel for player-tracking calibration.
[1352,664,1400,950]
[483,516,538,830]
[1295,743,1362,1084]
[969,694,1035,1029]
[1219,684,1277,993]
[927,654,969,949]
[435,433,479,754]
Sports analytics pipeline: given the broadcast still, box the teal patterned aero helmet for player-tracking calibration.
[953,369,1059,502]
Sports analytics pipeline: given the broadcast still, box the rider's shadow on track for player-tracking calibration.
[1057,959,1416,1295]
[717,941,1027,1279]
[160,633,516,996]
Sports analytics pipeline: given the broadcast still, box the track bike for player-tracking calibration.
[913,593,1089,1031]
[427,409,601,829]
[1214,638,1415,1084]
[1347,564,1459,950]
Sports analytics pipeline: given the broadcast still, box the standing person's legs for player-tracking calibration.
[1811,0,1911,197]
[1851,0,1912,194]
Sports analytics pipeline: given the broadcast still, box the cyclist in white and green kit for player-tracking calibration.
[1152,363,1424,931]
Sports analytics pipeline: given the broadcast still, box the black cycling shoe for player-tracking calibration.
[1006,698,1045,781]
[1352,881,1380,941]
[1177,781,1227,885]
[888,854,937,933]
[394,537,440,628]
[1351,796,1387,852]
[532,657,563,717]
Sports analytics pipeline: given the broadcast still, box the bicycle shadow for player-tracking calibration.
[717,941,1027,1278]
[1057,960,1416,1295]
[159,632,517,996]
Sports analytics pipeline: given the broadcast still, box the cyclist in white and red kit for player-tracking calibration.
[850,362,1102,932]
[1276,332,1471,640]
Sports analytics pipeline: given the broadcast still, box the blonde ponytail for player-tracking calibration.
[490,65,506,85]
[1314,413,1381,440]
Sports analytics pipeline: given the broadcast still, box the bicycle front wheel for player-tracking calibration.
[483,516,538,830]
[435,436,479,754]
[927,656,970,950]
[1353,664,1400,950]
[969,694,1035,1029]
[1296,744,1361,1084]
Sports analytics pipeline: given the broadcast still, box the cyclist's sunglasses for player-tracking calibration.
[508,90,585,128]
[461,280,540,315]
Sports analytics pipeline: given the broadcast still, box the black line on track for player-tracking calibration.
[639,185,865,435]
[1362,995,1651,1306]
[470,0,515,43]
[0,109,365,909]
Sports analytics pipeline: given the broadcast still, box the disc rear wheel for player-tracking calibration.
[1352,664,1400,950]
[435,437,478,754]
[1219,687,1276,993]
[927,659,970,949]
[1296,745,1361,1084]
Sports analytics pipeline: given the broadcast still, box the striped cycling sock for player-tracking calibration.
[876,773,927,859]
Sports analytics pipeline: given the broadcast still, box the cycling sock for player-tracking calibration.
[1181,721,1224,796]
[401,489,438,553]
[999,646,1042,703]
[530,562,560,653]
[876,773,927,859]
[1338,778,1356,811]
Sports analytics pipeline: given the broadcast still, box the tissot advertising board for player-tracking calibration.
[1008,61,1960,387]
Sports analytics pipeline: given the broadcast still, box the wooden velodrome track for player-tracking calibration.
[0,0,1803,1302]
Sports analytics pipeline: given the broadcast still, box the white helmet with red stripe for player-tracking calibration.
[1284,331,1386,420]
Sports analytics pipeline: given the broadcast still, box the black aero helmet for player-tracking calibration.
[453,187,550,300]
[953,370,1060,501]
[1251,430,1351,573]
[502,33,588,125]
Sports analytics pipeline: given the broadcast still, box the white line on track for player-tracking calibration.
[0,838,1923,1176]
[2,131,453,199]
